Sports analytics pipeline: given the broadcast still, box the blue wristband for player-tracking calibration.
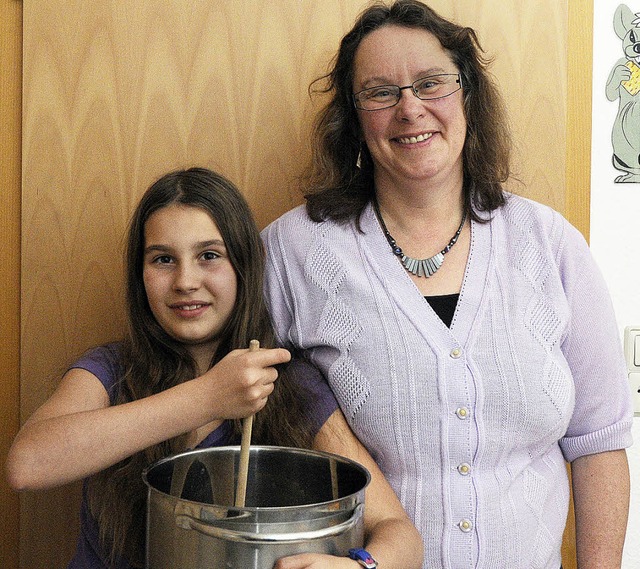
[348,547,378,568]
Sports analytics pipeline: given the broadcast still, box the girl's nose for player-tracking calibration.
[173,263,199,292]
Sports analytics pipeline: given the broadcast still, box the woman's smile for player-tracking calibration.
[353,25,466,190]
[395,132,434,145]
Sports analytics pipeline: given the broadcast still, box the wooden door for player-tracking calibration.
[0,1,22,568]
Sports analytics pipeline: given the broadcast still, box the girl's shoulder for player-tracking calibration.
[68,342,125,401]
[287,356,339,436]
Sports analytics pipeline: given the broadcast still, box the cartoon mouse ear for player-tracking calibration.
[614,4,636,40]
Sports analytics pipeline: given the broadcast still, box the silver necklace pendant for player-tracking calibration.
[400,251,444,277]
[373,198,466,279]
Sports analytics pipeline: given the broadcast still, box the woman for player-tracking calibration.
[6,168,423,569]
[261,2,634,568]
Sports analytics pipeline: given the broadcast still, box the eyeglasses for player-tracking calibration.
[353,73,462,111]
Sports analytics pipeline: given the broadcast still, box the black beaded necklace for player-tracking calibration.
[373,198,467,278]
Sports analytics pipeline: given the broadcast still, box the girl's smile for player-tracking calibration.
[142,204,237,360]
[170,302,210,317]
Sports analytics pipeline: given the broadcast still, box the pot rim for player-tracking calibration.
[142,444,371,513]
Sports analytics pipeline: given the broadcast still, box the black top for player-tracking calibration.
[425,293,459,328]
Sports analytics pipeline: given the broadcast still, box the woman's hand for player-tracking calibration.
[274,553,359,569]
[198,346,291,419]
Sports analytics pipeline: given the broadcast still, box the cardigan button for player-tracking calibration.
[455,407,470,419]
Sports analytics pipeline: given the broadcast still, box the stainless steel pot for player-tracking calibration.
[143,445,370,569]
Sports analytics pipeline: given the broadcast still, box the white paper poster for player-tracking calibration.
[591,1,640,336]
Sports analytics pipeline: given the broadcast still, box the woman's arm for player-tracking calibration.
[275,409,424,569]
[571,449,630,569]
[6,347,290,490]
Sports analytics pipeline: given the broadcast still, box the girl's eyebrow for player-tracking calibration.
[144,244,170,255]
[195,239,226,249]
[144,239,226,254]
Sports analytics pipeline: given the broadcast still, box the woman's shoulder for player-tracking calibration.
[499,192,561,225]
[262,203,351,241]
[262,204,312,233]
[498,193,587,247]
[495,193,594,280]
[262,204,354,267]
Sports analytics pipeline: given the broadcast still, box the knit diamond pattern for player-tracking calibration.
[304,226,368,418]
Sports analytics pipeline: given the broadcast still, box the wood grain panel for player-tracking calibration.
[21,1,571,566]
[559,2,595,568]
[565,0,593,242]
[0,1,22,568]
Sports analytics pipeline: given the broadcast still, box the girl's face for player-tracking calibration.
[353,25,467,191]
[142,204,237,362]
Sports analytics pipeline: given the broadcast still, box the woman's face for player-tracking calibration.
[142,204,237,360]
[353,25,467,190]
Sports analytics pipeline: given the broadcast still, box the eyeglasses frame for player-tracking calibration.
[352,73,462,111]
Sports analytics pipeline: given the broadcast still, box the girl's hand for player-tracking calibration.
[199,346,291,419]
[5,346,293,491]
[274,553,359,569]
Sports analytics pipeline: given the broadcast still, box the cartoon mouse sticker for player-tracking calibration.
[606,4,640,183]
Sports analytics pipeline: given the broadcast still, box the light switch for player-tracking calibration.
[623,327,640,415]
[624,326,640,371]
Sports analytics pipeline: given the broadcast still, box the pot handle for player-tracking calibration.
[175,504,363,544]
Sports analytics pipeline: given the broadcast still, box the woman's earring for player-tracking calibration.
[356,146,362,169]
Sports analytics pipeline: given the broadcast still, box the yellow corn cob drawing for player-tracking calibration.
[622,60,640,95]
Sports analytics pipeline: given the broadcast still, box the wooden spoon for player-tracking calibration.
[234,339,260,507]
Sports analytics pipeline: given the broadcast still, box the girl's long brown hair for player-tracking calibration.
[87,168,315,567]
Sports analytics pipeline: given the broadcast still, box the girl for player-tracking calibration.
[6,168,423,569]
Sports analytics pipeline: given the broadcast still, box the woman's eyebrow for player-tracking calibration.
[358,67,449,88]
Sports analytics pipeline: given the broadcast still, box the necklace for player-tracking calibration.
[373,198,467,278]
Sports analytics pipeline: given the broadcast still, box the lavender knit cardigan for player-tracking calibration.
[261,194,633,569]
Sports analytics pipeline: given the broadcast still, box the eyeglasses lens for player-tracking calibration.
[354,74,461,111]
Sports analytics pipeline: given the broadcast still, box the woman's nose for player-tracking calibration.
[395,89,426,121]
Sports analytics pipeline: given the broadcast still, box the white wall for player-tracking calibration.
[591,2,640,567]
